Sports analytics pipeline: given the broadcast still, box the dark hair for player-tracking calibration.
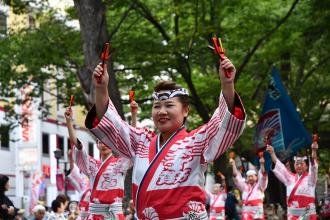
[51,199,62,212]
[56,193,69,205]
[154,81,190,108]
[0,175,9,193]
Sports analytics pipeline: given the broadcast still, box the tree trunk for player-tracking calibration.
[72,0,123,118]
[72,0,130,201]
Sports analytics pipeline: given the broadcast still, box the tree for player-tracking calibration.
[1,0,329,198]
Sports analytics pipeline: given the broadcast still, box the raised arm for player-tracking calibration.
[86,64,150,160]
[199,58,246,162]
[73,140,100,178]
[311,141,318,163]
[67,149,74,172]
[92,63,110,120]
[65,107,78,146]
[220,57,236,113]
[217,171,227,190]
[130,101,138,128]
[266,145,278,165]
[258,156,268,191]
[267,145,293,186]
[308,142,318,186]
[230,158,245,192]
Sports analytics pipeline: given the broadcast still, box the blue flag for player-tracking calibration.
[254,67,312,162]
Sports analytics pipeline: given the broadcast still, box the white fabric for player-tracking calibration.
[88,92,246,219]
[272,159,317,200]
[233,170,268,202]
[246,170,257,176]
[32,204,45,212]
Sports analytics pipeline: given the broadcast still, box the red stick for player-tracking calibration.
[211,37,231,78]
[69,95,74,108]
[101,43,110,66]
[258,151,264,158]
[129,89,135,102]
[97,43,110,83]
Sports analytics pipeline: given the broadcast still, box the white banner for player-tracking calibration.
[18,148,38,171]
[20,84,38,147]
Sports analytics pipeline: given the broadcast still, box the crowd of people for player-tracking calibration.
[1,56,329,219]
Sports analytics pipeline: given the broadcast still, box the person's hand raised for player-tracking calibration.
[219,57,236,83]
[93,63,109,89]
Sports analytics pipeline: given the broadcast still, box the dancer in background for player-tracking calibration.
[66,149,90,220]
[267,141,318,220]
[205,172,227,220]
[230,154,268,220]
[65,103,137,220]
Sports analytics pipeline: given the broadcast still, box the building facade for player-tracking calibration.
[0,98,97,211]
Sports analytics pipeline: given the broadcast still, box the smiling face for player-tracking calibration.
[152,97,189,135]
[294,160,308,175]
[247,174,257,185]
[212,184,221,194]
[35,210,46,220]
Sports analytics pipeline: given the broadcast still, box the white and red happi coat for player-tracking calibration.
[205,190,227,220]
[85,92,246,219]
[73,141,132,220]
[272,159,318,220]
[67,165,91,220]
[233,170,268,220]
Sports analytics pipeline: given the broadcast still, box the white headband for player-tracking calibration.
[152,88,189,100]
[246,170,257,176]
[33,205,45,212]
[294,156,307,161]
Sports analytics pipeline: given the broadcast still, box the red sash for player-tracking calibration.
[211,192,223,210]
[287,173,307,204]
[79,189,91,211]
[136,127,187,218]
[243,183,257,205]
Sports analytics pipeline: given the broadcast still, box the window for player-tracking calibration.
[67,139,71,149]
[57,136,64,157]
[0,125,10,149]
[0,11,7,36]
[42,133,49,154]
[88,142,94,157]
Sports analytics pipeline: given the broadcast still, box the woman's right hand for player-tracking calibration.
[130,101,138,113]
[64,107,73,121]
[266,145,275,155]
[68,149,73,162]
[229,158,235,167]
[259,157,265,165]
[93,63,109,89]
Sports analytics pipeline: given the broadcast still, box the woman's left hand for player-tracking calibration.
[219,57,236,83]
